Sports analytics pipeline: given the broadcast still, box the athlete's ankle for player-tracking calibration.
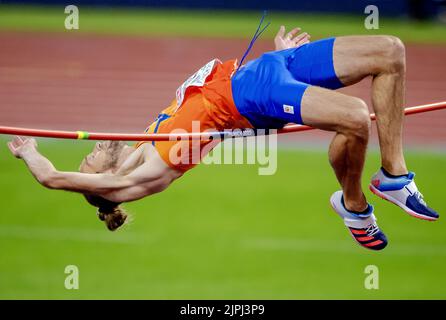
[342,196,369,213]
[381,162,408,177]
[381,166,409,178]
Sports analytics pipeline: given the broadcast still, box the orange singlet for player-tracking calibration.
[136,59,253,172]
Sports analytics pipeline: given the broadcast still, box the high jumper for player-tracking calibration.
[7,25,440,250]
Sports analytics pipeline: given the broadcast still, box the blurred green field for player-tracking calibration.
[0,140,445,299]
[1,3,445,300]
[0,5,446,43]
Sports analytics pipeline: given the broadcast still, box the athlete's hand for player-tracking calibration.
[7,136,38,159]
[274,26,311,51]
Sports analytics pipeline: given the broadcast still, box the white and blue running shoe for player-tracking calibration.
[330,191,388,251]
[369,168,439,221]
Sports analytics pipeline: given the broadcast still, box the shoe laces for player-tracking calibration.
[366,223,380,237]
[414,191,427,206]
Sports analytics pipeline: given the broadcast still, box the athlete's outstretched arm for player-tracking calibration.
[7,136,170,202]
[274,26,311,51]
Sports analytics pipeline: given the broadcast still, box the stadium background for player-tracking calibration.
[0,0,445,299]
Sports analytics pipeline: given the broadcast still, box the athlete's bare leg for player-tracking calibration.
[301,86,371,212]
[333,35,407,175]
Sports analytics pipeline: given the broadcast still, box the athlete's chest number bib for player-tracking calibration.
[175,59,221,111]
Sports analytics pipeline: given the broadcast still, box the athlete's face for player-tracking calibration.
[79,141,132,174]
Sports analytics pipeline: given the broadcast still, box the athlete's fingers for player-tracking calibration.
[29,138,37,148]
[16,135,24,143]
[296,34,310,44]
[295,34,310,47]
[286,27,301,40]
[12,136,22,148]
[276,25,286,39]
[15,136,25,146]
[18,136,25,142]
[7,141,18,156]
[13,136,28,149]
[293,32,309,43]
[20,136,34,147]
[7,141,14,152]
[298,39,310,46]
[18,137,26,147]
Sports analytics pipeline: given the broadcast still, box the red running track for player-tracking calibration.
[0,32,445,147]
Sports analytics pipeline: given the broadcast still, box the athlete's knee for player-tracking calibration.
[379,35,406,73]
[342,98,371,140]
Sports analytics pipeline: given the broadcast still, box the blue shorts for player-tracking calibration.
[231,37,344,129]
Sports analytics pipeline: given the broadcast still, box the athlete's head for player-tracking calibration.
[80,141,130,174]
[79,141,133,231]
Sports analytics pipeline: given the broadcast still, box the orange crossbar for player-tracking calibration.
[0,101,445,141]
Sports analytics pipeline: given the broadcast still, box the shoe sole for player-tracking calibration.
[369,184,438,222]
[329,197,386,251]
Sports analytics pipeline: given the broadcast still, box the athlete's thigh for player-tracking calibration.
[300,86,368,131]
[333,35,401,86]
